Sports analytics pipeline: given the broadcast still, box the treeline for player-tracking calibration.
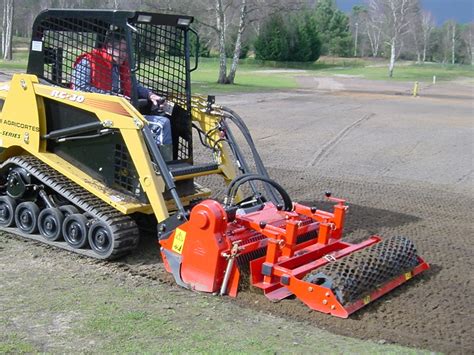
[253,0,473,66]
[1,0,473,80]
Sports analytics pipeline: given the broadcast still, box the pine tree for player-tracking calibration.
[255,14,289,61]
[313,0,351,56]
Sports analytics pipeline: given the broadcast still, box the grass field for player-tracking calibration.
[1,236,425,353]
[1,48,472,93]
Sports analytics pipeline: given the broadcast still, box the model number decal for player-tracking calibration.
[51,90,85,103]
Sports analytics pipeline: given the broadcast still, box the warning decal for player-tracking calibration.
[171,228,187,254]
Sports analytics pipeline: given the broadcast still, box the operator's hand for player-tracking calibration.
[149,93,165,106]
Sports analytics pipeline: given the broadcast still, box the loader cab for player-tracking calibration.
[27,9,196,164]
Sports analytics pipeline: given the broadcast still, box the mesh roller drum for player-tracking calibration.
[303,236,420,305]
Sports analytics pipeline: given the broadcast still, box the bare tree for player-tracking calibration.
[367,19,382,57]
[440,20,458,64]
[215,0,228,83]
[460,23,474,65]
[367,0,418,77]
[410,5,422,63]
[214,0,303,84]
[420,11,435,62]
[350,6,369,57]
[450,21,456,64]
[158,0,303,84]
[226,0,247,84]
[1,0,14,60]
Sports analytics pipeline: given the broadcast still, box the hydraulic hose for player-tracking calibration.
[219,118,261,198]
[225,175,293,212]
[225,173,263,199]
[219,106,280,205]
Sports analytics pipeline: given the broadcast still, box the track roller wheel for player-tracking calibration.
[38,208,64,241]
[59,205,79,218]
[63,214,89,249]
[0,196,17,227]
[15,201,40,234]
[88,220,114,258]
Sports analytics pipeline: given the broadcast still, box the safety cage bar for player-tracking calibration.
[27,9,195,162]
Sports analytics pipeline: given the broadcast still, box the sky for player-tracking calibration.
[335,0,474,25]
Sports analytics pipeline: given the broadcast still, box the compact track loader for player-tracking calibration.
[0,9,429,317]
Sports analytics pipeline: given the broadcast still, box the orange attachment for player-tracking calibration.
[159,196,429,318]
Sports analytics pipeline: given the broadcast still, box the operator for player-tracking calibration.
[71,32,173,160]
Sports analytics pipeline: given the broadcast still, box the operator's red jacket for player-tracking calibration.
[73,48,131,97]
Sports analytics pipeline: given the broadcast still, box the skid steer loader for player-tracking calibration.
[0,9,429,317]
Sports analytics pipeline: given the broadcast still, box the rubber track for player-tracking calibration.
[0,155,140,260]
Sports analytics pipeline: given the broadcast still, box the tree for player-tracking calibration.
[291,13,321,62]
[460,23,474,65]
[367,0,419,77]
[436,20,461,64]
[366,11,382,57]
[313,0,352,56]
[255,10,321,62]
[147,0,305,84]
[420,11,435,62]
[446,21,459,64]
[254,13,290,61]
[350,5,367,57]
[214,0,304,83]
[1,0,14,60]
[409,4,423,63]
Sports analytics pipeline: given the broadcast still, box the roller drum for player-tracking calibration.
[303,236,420,305]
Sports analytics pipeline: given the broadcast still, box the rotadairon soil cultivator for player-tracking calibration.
[0,9,429,317]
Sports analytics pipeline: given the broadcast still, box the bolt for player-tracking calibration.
[325,292,330,297]
[331,305,336,310]
[322,299,328,305]
[308,287,313,292]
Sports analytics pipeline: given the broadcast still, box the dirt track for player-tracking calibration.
[1,73,473,352]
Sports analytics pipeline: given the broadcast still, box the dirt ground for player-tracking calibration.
[1,72,473,353]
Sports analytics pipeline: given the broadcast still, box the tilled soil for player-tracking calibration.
[111,168,472,353]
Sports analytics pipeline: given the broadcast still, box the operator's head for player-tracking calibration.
[104,32,127,65]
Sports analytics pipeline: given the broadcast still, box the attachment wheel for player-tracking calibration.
[0,196,17,227]
[38,208,64,241]
[14,201,40,234]
[62,214,89,248]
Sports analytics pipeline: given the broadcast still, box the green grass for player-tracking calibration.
[1,46,472,90]
[0,333,37,353]
[189,57,474,93]
[316,61,474,82]
[1,235,433,354]
[0,50,28,70]
[192,58,299,94]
